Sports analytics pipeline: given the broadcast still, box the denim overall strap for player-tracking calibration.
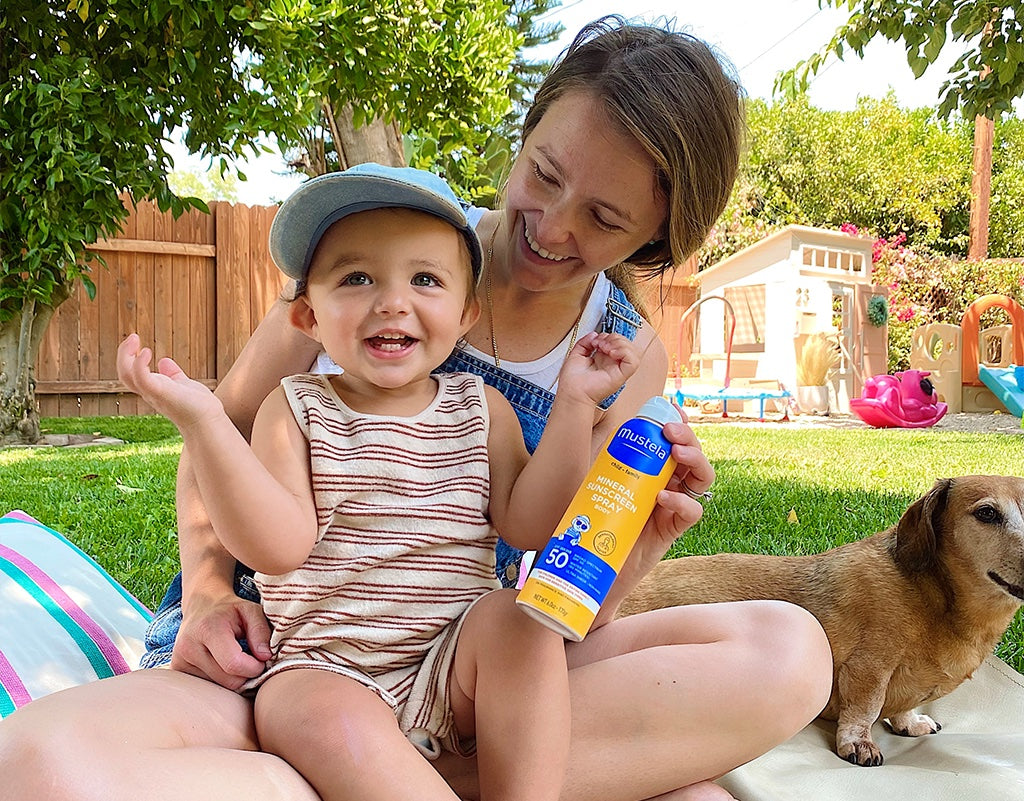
[438,281,642,587]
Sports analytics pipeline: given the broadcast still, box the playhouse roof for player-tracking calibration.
[697,224,875,286]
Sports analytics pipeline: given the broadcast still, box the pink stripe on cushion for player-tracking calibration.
[0,649,32,708]
[0,543,131,675]
[3,510,36,523]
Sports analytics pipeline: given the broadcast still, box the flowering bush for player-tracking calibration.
[869,233,1024,371]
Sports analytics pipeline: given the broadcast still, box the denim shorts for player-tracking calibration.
[142,283,641,665]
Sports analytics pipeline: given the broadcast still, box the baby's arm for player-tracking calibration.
[487,332,641,550]
[117,334,318,574]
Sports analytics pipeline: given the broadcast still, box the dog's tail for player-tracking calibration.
[616,552,820,617]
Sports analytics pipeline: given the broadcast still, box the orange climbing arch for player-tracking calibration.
[961,294,1024,386]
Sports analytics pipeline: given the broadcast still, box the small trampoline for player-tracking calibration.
[666,383,791,420]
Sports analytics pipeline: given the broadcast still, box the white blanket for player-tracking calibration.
[720,656,1024,800]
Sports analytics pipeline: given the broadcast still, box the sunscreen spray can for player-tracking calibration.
[516,396,682,641]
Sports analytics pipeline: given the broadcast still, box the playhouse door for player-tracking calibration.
[831,285,855,413]
[855,284,890,398]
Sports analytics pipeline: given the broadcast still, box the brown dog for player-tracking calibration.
[617,475,1024,766]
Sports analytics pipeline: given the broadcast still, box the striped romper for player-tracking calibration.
[245,372,501,757]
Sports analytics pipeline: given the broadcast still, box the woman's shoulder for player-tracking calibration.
[461,203,487,228]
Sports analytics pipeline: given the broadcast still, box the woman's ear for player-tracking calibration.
[288,296,320,342]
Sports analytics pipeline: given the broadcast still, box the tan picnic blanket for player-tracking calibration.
[719,656,1024,800]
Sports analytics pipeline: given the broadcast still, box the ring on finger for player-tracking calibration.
[681,481,713,502]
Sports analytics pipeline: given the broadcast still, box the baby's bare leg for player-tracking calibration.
[255,669,458,801]
[451,588,570,801]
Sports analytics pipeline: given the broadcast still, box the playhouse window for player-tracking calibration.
[724,285,765,353]
[801,246,865,275]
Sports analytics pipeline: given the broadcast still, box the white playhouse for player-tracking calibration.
[686,225,889,414]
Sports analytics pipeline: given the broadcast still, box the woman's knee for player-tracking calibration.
[737,600,833,723]
[0,693,107,801]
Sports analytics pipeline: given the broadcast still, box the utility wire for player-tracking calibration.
[741,8,826,70]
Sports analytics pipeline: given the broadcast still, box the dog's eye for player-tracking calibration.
[972,504,1002,525]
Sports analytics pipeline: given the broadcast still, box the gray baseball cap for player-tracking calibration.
[268,163,483,284]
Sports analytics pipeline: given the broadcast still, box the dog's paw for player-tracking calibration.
[886,711,941,737]
[836,728,884,767]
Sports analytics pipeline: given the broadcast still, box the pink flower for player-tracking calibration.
[840,223,860,235]
[896,307,917,323]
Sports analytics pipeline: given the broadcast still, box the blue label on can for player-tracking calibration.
[606,418,671,476]
[533,537,618,606]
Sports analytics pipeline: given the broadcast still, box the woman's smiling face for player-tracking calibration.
[502,90,667,292]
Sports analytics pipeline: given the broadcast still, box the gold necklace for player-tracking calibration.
[484,218,596,375]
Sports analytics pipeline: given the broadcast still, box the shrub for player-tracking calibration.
[871,236,1024,372]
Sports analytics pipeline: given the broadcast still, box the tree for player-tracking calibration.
[738,97,974,250]
[776,3,1023,258]
[1,1,277,444]
[700,95,1024,266]
[1,1,522,444]
[262,0,520,185]
[278,0,555,206]
[407,0,565,206]
[168,168,241,204]
[777,2,1023,119]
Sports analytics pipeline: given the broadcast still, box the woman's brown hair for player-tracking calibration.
[523,15,745,301]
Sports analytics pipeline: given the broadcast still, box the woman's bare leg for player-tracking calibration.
[438,600,832,801]
[0,668,320,801]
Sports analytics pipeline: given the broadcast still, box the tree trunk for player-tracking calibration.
[329,104,406,170]
[968,35,994,262]
[968,113,993,261]
[0,282,72,445]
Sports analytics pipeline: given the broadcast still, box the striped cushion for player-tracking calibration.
[0,511,152,717]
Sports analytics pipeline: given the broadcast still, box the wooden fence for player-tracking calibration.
[638,257,701,376]
[34,199,284,417]
[34,199,701,417]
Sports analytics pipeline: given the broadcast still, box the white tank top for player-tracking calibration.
[458,273,611,390]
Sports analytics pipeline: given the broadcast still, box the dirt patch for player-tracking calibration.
[4,433,126,449]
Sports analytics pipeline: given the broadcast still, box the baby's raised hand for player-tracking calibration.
[558,331,641,404]
[117,334,225,432]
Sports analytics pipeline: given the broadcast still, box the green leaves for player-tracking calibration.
[252,0,538,198]
[0,0,281,438]
[780,1,1022,120]
[703,94,1012,270]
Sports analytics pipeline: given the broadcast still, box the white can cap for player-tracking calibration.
[637,396,682,426]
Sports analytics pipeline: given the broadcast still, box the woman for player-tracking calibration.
[0,17,832,801]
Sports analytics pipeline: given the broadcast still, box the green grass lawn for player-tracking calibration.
[1,415,1021,674]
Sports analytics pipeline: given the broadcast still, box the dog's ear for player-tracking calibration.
[893,478,952,572]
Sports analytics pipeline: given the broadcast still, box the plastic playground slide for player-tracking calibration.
[977,365,1024,417]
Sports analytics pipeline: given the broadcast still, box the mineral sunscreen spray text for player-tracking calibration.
[516,397,681,641]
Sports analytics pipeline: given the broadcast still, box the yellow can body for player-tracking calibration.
[516,402,677,641]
